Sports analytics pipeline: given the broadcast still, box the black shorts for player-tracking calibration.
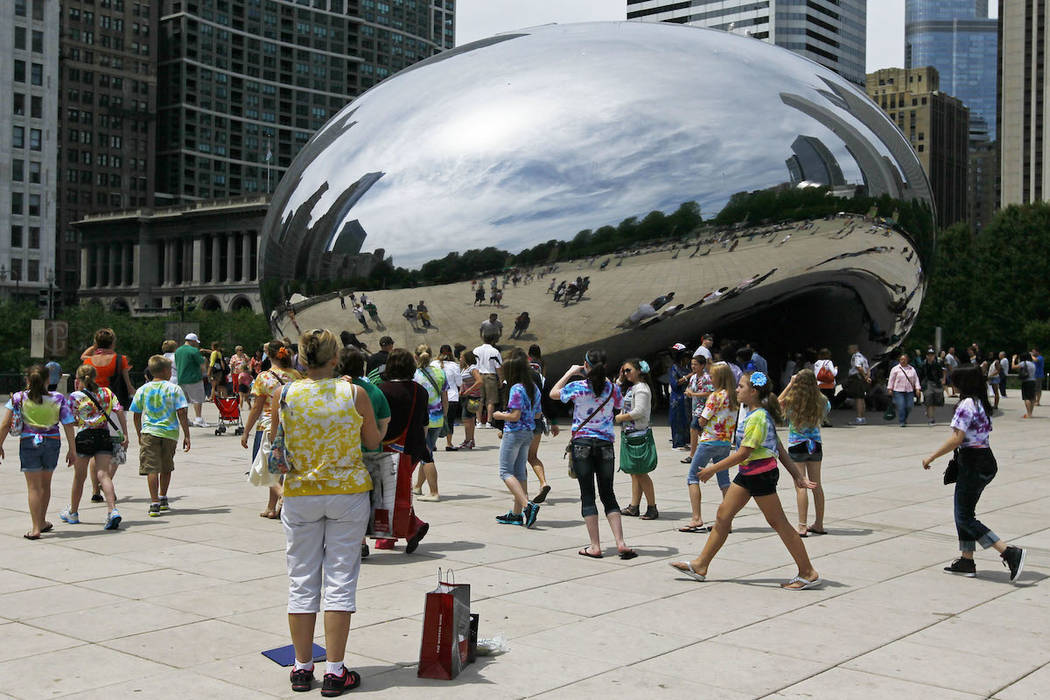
[75,428,113,457]
[733,468,780,497]
[1022,381,1037,402]
[238,384,250,394]
[788,442,822,463]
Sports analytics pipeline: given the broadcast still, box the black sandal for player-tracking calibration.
[620,504,640,517]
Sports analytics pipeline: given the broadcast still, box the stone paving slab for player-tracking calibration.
[0,395,1047,698]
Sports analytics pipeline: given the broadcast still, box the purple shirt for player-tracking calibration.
[950,397,992,448]
[560,380,623,442]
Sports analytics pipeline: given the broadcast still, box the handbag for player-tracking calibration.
[619,427,658,474]
[269,384,296,474]
[418,568,476,680]
[883,403,896,421]
[8,394,23,437]
[943,451,959,485]
[84,389,127,466]
[564,387,614,479]
[247,432,279,487]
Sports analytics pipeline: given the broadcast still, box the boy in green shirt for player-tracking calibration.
[130,355,191,517]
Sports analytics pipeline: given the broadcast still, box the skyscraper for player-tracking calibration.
[905,0,998,141]
[627,0,867,85]
[999,0,1049,206]
[2,0,60,303]
[155,0,455,205]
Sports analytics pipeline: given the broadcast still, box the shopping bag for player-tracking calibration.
[247,433,279,487]
[418,569,474,680]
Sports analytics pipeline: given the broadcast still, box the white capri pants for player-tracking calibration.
[282,492,370,614]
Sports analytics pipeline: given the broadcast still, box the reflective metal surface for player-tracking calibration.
[262,21,935,370]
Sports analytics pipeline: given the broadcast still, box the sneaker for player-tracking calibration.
[1002,546,1027,582]
[360,542,369,559]
[321,667,360,697]
[458,439,475,449]
[851,417,867,425]
[928,419,936,425]
[104,510,122,531]
[496,511,524,525]
[523,502,540,528]
[158,497,170,511]
[90,492,105,503]
[289,667,314,693]
[444,445,459,451]
[405,522,430,554]
[60,508,80,525]
[944,557,976,577]
[148,503,161,517]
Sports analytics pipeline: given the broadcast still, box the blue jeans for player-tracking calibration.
[498,429,532,483]
[892,391,915,425]
[687,442,731,489]
[669,399,689,448]
[954,447,999,552]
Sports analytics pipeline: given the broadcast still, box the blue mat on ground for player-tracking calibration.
[262,643,326,666]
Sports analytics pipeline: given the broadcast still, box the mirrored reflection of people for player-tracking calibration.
[615,359,658,520]
[402,303,419,330]
[376,349,432,553]
[479,313,503,342]
[417,300,433,329]
[275,330,379,696]
[175,333,208,427]
[364,300,382,328]
[550,350,636,560]
[510,311,530,339]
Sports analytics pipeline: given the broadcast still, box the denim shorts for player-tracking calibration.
[733,468,780,497]
[687,442,731,485]
[20,437,61,472]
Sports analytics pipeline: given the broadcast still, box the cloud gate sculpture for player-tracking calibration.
[260,21,934,374]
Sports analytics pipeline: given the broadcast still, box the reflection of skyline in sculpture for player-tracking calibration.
[786,136,846,187]
[260,22,935,371]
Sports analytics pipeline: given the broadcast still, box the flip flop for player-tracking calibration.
[797,526,809,538]
[533,485,552,504]
[578,548,603,559]
[807,526,827,535]
[41,523,53,533]
[678,524,709,533]
[680,456,692,463]
[781,575,822,590]
[23,533,41,540]
[668,561,706,581]
[618,549,638,560]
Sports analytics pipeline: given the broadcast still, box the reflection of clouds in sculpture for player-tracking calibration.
[263,22,928,272]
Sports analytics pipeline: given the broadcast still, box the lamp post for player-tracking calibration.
[0,265,6,300]
[46,268,56,320]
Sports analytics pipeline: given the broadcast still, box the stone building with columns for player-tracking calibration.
[74,196,267,315]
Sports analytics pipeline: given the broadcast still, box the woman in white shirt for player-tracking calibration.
[438,345,462,451]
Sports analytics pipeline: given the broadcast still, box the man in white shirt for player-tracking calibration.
[693,333,714,362]
[473,332,502,426]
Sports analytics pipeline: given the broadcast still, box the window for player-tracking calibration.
[31,63,43,86]
[31,96,41,119]
[28,194,40,217]
[32,30,43,53]
[15,27,26,50]
[10,226,23,248]
[13,93,25,115]
[32,0,43,21]
[10,260,22,281]
[15,0,26,16]
[13,126,25,148]
[28,161,40,183]
[29,227,40,249]
[30,128,41,150]
[27,260,39,282]
[14,60,26,83]
[11,193,24,215]
[12,159,24,181]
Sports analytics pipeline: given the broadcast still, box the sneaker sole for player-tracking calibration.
[1012,549,1027,582]
[105,515,122,530]
[944,569,976,577]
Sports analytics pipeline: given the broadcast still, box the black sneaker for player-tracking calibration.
[290,667,314,692]
[360,542,369,559]
[321,668,361,697]
[523,502,540,529]
[496,511,523,525]
[90,492,104,503]
[944,557,976,577]
[148,503,161,518]
[1002,546,1027,582]
[405,522,429,555]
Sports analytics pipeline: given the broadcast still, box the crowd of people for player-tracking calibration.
[0,320,1035,695]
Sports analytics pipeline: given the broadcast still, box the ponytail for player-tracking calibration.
[77,364,100,393]
[26,364,48,403]
[584,349,609,396]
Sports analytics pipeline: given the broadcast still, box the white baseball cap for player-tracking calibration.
[671,343,687,351]
[185,333,200,342]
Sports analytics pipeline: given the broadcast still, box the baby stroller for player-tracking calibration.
[213,395,244,436]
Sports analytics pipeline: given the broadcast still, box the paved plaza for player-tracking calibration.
[0,395,1047,699]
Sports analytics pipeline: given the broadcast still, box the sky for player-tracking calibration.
[454,0,998,73]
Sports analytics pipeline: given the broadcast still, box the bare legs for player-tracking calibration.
[461,416,476,446]
[794,461,823,534]
[527,433,548,489]
[146,471,172,501]
[93,454,117,512]
[582,511,630,556]
[414,461,438,497]
[628,473,655,509]
[24,471,54,537]
[70,456,90,515]
[289,611,352,666]
[503,476,528,515]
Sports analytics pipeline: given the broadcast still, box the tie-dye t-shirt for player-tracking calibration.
[129,381,188,440]
[250,367,302,432]
[280,378,372,497]
[735,407,779,475]
[560,380,623,442]
[950,397,992,448]
[5,391,74,438]
[414,365,447,429]
[68,388,122,434]
[699,389,736,444]
[505,382,541,432]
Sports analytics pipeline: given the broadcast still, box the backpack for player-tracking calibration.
[816,363,835,385]
[1019,362,1031,381]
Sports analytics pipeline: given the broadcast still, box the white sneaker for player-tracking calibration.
[851,417,867,425]
[193,418,208,427]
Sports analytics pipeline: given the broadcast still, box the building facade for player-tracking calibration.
[867,67,970,225]
[2,0,61,303]
[155,0,455,205]
[999,0,1050,206]
[905,0,998,141]
[75,196,269,315]
[627,0,867,85]
[57,0,158,306]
